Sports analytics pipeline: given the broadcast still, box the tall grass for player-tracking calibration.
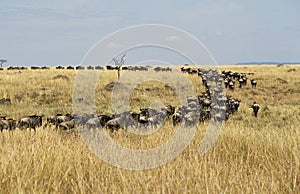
[0,65,299,193]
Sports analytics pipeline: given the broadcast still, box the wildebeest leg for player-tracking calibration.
[32,126,36,132]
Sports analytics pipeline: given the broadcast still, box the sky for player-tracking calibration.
[0,0,299,66]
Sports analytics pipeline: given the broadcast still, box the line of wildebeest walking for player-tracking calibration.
[0,66,260,133]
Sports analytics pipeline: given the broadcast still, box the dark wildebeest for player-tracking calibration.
[95,66,104,70]
[18,115,42,131]
[56,66,64,69]
[251,79,257,88]
[76,66,85,70]
[252,102,260,117]
[31,66,41,70]
[87,66,94,70]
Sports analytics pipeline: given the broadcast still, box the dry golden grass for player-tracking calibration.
[0,65,299,193]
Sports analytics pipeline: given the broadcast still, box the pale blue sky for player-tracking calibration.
[0,0,299,66]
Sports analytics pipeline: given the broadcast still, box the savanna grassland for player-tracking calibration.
[0,65,299,193]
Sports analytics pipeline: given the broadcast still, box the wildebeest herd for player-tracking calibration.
[0,66,260,133]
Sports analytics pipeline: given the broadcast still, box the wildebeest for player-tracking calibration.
[98,114,114,126]
[56,66,64,69]
[56,113,73,128]
[86,66,94,70]
[138,108,166,128]
[154,67,172,72]
[9,66,27,70]
[252,102,260,117]
[58,119,75,130]
[172,112,182,126]
[228,80,235,90]
[0,118,17,132]
[251,79,257,88]
[74,113,96,126]
[85,117,102,129]
[76,66,85,70]
[239,78,244,88]
[31,66,41,70]
[95,66,104,70]
[106,65,118,70]
[105,112,139,132]
[18,115,42,131]
[183,111,200,127]
[105,116,125,132]
[43,114,62,128]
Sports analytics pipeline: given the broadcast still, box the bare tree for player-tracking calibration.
[112,53,126,80]
[0,59,7,67]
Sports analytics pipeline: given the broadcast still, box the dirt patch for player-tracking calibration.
[250,90,259,95]
[287,68,296,72]
[53,75,69,81]
[0,98,11,105]
[104,82,121,91]
[276,78,288,84]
